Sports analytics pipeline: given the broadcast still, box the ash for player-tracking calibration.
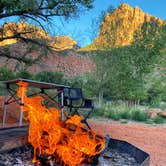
[0,145,34,166]
[0,145,139,166]
[98,148,139,166]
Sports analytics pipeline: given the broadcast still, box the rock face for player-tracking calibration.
[28,51,95,77]
[0,42,94,77]
[0,22,94,77]
[146,109,166,119]
[82,4,164,50]
[1,4,164,76]
[0,21,77,50]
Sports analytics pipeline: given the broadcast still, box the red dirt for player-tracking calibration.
[0,96,166,166]
[89,118,166,166]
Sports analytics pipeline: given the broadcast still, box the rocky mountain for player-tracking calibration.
[0,22,94,77]
[81,4,164,50]
[1,4,165,77]
[0,42,94,77]
[0,21,77,50]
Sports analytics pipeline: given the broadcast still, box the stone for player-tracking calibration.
[158,111,166,119]
[146,109,162,119]
[83,3,164,50]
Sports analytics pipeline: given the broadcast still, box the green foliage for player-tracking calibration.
[88,51,113,103]
[67,75,97,98]
[0,67,15,81]
[153,115,165,124]
[87,22,166,104]
[120,110,131,119]
[91,107,105,117]
[16,69,33,79]
[107,47,148,101]
[91,101,166,124]
[91,101,150,122]
[0,0,94,19]
[35,71,64,84]
[0,67,16,95]
[0,0,94,65]
[147,70,166,106]
[107,110,121,121]
[130,109,149,122]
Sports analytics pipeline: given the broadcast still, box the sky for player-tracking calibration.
[0,0,166,47]
[50,0,166,47]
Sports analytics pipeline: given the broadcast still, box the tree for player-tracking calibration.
[90,51,112,105]
[0,0,94,21]
[35,71,64,83]
[109,22,166,104]
[87,12,166,105]
[0,0,94,64]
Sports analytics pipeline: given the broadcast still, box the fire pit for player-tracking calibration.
[0,79,150,166]
[0,126,149,166]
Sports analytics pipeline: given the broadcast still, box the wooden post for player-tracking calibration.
[61,90,65,120]
[2,95,8,128]
[19,86,24,126]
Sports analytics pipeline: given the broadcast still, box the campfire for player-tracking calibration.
[16,81,105,165]
[0,79,150,166]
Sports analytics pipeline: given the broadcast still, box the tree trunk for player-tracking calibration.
[98,91,103,107]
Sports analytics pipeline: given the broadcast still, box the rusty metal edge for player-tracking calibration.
[0,126,150,166]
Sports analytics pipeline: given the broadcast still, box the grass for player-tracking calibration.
[91,101,165,123]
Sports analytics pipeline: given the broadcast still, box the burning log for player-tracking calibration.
[36,124,107,166]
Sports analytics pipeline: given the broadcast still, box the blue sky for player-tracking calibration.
[50,0,166,47]
[0,0,166,47]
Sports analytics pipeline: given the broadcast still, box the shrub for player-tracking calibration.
[130,109,149,122]
[0,67,15,81]
[90,101,150,122]
[153,115,165,124]
[107,110,121,121]
[16,69,33,79]
[120,110,131,119]
[91,107,105,117]
[35,71,64,83]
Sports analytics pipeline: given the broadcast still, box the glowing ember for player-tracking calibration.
[17,81,105,166]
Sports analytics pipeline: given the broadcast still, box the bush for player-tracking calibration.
[67,75,98,98]
[16,69,33,79]
[130,109,149,122]
[153,115,165,124]
[35,71,64,83]
[90,107,105,117]
[107,110,121,120]
[90,101,150,122]
[0,67,15,81]
[120,110,132,119]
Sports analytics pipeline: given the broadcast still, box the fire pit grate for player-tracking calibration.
[0,140,149,166]
[98,138,149,166]
[0,144,34,166]
[0,126,149,166]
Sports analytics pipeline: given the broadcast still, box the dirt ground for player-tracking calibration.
[89,118,166,166]
[0,95,166,166]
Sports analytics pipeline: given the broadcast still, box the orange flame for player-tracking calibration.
[17,81,105,165]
